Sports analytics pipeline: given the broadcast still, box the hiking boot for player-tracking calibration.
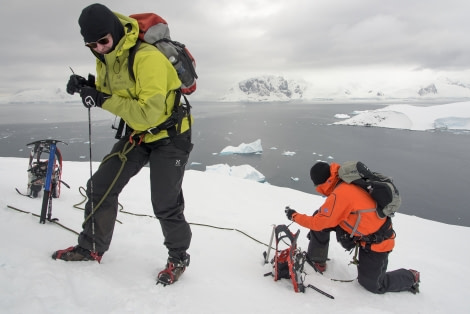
[409,269,420,294]
[52,246,103,263]
[306,257,326,274]
[157,253,190,286]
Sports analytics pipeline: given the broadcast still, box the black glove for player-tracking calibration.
[66,74,87,95]
[285,206,297,221]
[80,86,110,108]
[66,74,95,95]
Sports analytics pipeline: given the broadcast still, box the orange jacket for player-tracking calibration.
[293,163,395,252]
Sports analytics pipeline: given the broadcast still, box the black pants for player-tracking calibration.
[78,132,192,260]
[307,228,415,294]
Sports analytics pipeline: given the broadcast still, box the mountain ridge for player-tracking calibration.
[2,75,470,104]
[221,75,470,102]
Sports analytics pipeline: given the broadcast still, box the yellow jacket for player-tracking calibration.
[93,12,191,143]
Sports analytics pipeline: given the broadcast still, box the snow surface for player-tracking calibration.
[1,100,470,313]
[1,157,470,314]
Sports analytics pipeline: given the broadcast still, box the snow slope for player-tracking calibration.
[1,157,469,314]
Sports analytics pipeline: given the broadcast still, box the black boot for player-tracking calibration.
[409,269,420,294]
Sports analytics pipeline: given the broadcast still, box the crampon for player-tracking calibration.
[265,224,306,293]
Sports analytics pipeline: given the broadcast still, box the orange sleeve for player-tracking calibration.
[293,192,349,231]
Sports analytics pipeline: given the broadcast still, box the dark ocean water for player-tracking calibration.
[1,100,469,227]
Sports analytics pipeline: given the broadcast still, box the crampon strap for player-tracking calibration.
[54,246,102,263]
[157,263,177,284]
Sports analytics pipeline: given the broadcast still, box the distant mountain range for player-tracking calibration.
[0,88,77,104]
[220,76,308,102]
[221,75,470,102]
[2,75,470,104]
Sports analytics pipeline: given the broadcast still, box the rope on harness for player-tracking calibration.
[81,138,136,228]
[72,186,122,225]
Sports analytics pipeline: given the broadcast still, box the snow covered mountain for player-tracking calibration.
[2,75,470,104]
[220,75,308,102]
[221,75,470,102]
[418,84,438,96]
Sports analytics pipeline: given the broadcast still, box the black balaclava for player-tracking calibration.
[78,3,125,51]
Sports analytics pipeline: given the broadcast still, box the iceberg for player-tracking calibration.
[219,139,263,155]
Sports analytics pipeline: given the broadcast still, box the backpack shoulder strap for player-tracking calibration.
[128,40,143,82]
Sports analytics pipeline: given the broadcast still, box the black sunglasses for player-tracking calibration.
[85,35,110,49]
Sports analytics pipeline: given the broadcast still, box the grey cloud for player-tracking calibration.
[1,0,469,97]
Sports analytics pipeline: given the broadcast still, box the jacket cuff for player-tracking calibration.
[292,212,298,222]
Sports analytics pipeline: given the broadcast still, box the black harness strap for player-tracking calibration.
[353,217,395,251]
[128,40,142,82]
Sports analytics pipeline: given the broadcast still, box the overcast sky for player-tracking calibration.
[1,0,469,99]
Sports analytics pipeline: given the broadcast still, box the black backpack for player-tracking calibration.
[338,161,401,218]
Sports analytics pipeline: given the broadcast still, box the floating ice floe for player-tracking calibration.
[219,139,263,155]
[334,113,351,119]
[282,151,296,156]
[334,101,470,131]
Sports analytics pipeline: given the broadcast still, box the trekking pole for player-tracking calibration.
[87,107,97,255]
[307,284,335,299]
[263,224,276,264]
